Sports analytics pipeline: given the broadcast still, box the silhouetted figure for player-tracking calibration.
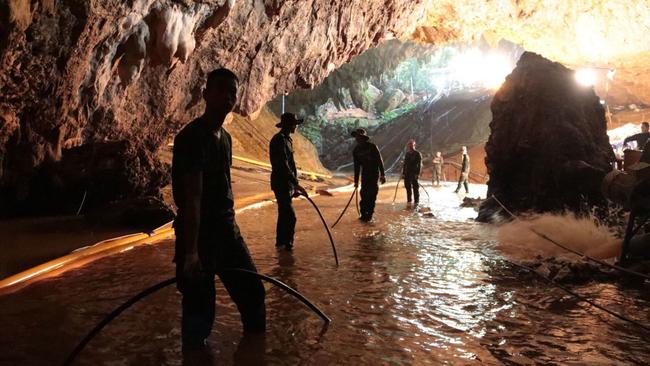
[352,128,386,221]
[432,151,444,186]
[401,139,422,204]
[172,68,266,352]
[270,113,307,251]
[623,121,650,150]
[454,146,470,194]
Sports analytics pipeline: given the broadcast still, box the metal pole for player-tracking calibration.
[281,94,285,114]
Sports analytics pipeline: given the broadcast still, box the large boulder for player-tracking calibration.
[349,82,382,112]
[477,52,615,222]
[375,88,406,113]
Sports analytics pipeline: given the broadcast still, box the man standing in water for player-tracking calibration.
[454,146,470,194]
[432,151,444,186]
[623,121,650,150]
[352,128,386,221]
[172,68,266,351]
[401,139,422,205]
[270,112,308,251]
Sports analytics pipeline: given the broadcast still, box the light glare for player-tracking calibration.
[575,68,597,86]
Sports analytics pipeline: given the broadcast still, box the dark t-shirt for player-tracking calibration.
[624,132,650,150]
[403,150,422,177]
[172,118,235,266]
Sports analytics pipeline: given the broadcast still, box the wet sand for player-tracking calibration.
[1,182,649,365]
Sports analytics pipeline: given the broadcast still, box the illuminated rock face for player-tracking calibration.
[0,0,425,215]
[0,0,648,215]
[413,0,650,106]
[477,52,615,222]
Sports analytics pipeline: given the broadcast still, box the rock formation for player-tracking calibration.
[477,52,615,222]
[0,0,425,216]
[1,0,649,216]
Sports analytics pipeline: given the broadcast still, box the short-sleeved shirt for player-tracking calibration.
[172,118,235,265]
[624,132,650,150]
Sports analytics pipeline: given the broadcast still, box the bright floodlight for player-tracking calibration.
[482,53,513,89]
[448,48,513,89]
[575,68,597,86]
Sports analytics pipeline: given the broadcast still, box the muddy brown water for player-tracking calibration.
[1,183,649,365]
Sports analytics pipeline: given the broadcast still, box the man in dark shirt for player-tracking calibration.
[402,139,422,204]
[352,128,386,221]
[623,122,650,150]
[269,112,307,250]
[454,146,470,194]
[172,68,266,351]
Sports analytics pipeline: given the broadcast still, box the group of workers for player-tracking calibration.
[171,68,474,353]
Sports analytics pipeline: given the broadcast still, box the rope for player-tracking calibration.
[331,188,357,228]
[490,195,650,282]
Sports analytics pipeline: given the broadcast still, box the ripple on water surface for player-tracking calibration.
[1,183,649,365]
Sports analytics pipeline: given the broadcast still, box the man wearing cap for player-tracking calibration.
[402,139,422,205]
[270,112,308,250]
[352,128,386,221]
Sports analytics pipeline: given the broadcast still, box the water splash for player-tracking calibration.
[495,212,621,261]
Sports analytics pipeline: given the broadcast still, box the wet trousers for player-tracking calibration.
[176,220,266,346]
[456,172,469,193]
[404,175,419,203]
[360,178,379,219]
[273,188,296,247]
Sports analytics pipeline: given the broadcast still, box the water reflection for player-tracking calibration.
[0,183,648,365]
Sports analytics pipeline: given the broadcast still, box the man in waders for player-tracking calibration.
[402,139,422,205]
[432,151,444,186]
[352,128,386,221]
[454,146,470,194]
[270,112,308,251]
[172,68,266,352]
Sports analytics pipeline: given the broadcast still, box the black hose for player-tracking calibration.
[355,188,360,216]
[62,277,176,366]
[491,195,650,282]
[331,188,357,228]
[419,181,431,202]
[303,195,340,267]
[392,177,401,203]
[502,257,650,333]
[62,269,330,366]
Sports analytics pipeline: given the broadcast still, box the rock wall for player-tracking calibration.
[1,0,648,216]
[477,52,615,222]
[0,0,426,215]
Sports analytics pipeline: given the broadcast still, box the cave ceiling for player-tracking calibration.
[1,0,649,173]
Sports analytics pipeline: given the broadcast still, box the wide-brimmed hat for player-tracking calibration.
[351,128,369,140]
[276,112,304,128]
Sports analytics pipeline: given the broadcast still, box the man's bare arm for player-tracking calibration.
[181,171,203,279]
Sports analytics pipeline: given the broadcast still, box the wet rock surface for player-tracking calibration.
[478,52,615,222]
